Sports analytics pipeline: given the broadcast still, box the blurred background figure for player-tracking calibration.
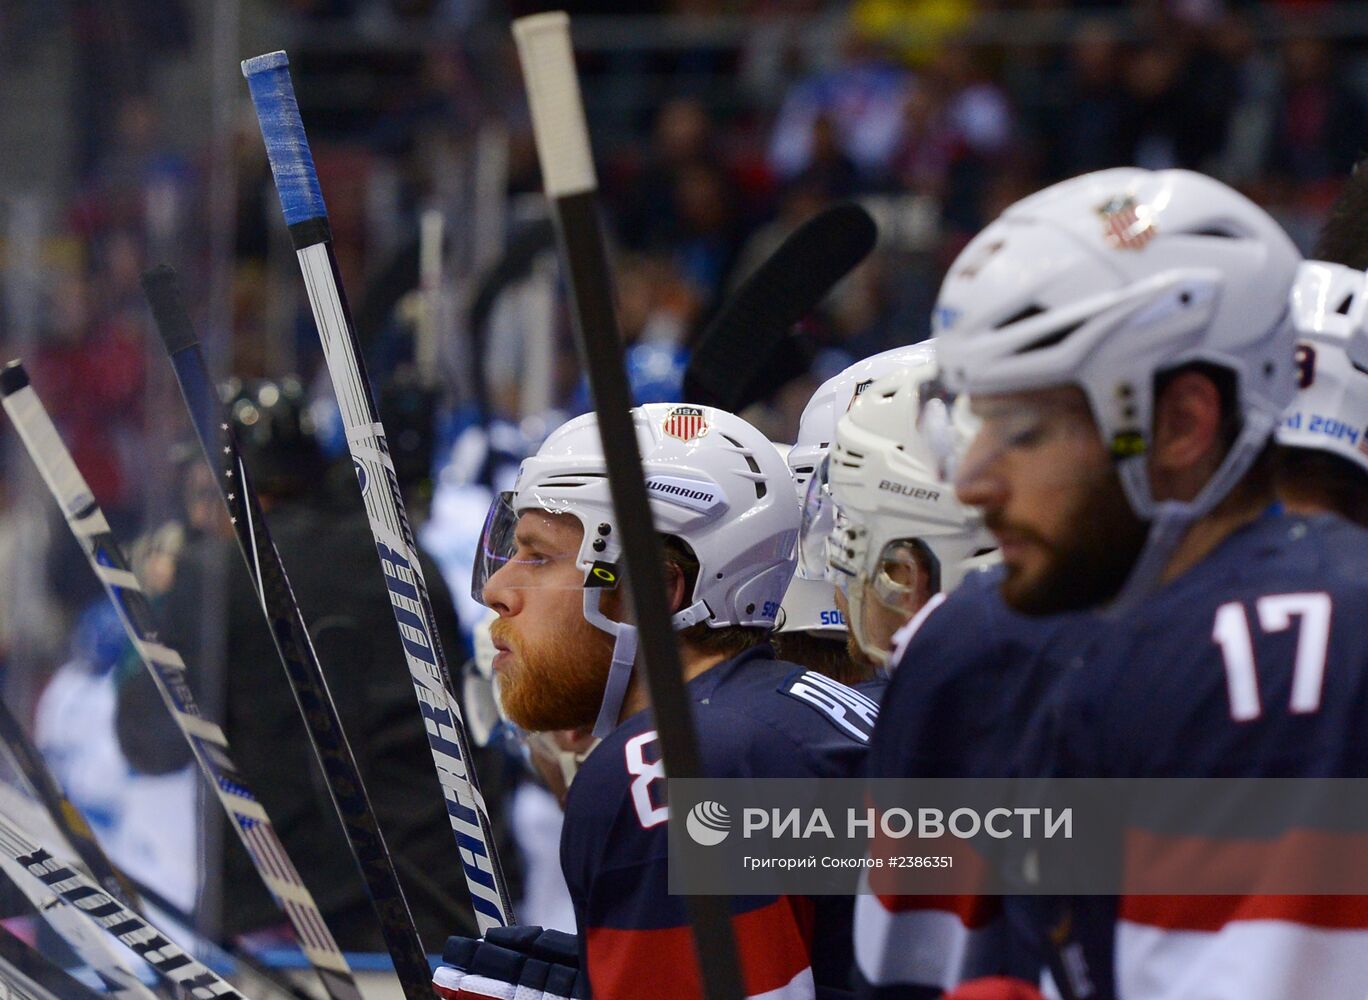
[113,377,498,948]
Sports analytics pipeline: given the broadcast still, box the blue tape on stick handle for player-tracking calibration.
[241,51,327,226]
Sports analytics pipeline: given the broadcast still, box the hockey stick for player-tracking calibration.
[0,700,185,1000]
[683,202,878,412]
[511,13,743,1000]
[118,873,312,1000]
[0,856,162,1000]
[0,809,244,1000]
[0,697,308,1000]
[241,50,514,933]
[0,923,109,1000]
[0,363,362,1000]
[141,263,434,1000]
[0,699,143,914]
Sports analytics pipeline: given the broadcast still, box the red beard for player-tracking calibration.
[491,613,616,732]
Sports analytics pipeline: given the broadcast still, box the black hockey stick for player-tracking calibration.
[0,859,161,1000]
[141,263,434,1000]
[241,50,514,932]
[0,700,184,1000]
[0,363,361,1000]
[511,12,742,1000]
[684,202,878,412]
[0,923,109,1000]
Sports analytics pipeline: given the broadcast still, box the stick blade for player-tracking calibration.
[684,201,877,410]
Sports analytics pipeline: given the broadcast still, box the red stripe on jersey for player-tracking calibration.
[586,897,813,1000]
[873,893,1001,929]
[1122,827,1368,895]
[1119,894,1368,931]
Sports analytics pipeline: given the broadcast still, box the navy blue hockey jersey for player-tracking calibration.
[1029,510,1368,1000]
[560,644,876,1000]
[854,570,1091,997]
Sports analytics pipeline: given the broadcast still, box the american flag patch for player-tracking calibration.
[663,406,709,443]
[1098,195,1155,250]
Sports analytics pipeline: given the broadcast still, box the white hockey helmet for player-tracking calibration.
[474,403,799,735]
[1279,260,1368,474]
[779,343,937,636]
[935,168,1300,608]
[819,361,998,664]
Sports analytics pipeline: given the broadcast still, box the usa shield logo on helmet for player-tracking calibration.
[663,405,709,442]
[1098,195,1156,250]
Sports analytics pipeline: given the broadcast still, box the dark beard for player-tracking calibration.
[994,466,1149,616]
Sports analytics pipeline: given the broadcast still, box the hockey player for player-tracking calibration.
[469,403,876,1000]
[933,168,1368,998]
[837,363,1079,997]
[809,354,996,669]
[1275,171,1368,526]
[777,344,938,685]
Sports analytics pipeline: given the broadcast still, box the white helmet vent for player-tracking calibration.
[718,432,768,499]
[540,473,606,489]
[995,303,1045,329]
[1020,318,1086,355]
[1181,226,1237,239]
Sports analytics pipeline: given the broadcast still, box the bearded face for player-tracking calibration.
[490,610,614,732]
[481,510,618,732]
[956,387,1149,616]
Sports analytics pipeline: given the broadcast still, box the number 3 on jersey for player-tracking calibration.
[1212,592,1332,721]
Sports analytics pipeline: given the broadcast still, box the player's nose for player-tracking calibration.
[482,562,519,616]
[954,433,1005,512]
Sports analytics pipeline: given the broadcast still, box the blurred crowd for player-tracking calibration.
[0,0,1367,936]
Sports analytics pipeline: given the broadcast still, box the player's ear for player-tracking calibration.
[662,559,688,615]
[1150,369,1223,498]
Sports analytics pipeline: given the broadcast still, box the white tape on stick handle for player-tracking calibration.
[512,12,597,198]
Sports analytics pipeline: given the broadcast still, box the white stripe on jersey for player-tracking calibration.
[749,966,815,1000]
[1117,920,1368,1000]
[854,893,993,991]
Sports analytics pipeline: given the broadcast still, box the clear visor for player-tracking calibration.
[915,374,979,485]
[471,492,606,605]
[797,454,837,580]
[951,391,1093,493]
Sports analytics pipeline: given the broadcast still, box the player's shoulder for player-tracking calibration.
[695,646,879,771]
[561,646,876,886]
[571,645,874,800]
[1131,511,1368,634]
[890,566,1091,687]
[1055,511,1368,776]
[874,568,1094,777]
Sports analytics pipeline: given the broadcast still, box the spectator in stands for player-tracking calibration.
[768,25,912,182]
[1266,36,1367,190]
[1037,18,1129,179]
